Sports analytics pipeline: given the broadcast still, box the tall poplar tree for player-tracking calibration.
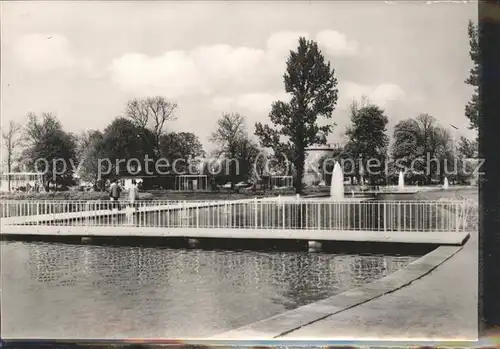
[255,37,338,193]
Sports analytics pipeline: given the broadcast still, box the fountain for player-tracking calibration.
[330,161,344,200]
[443,177,449,190]
[277,194,285,208]
[398,171,405,191]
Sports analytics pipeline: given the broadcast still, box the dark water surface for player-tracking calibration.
[1,241,420,338]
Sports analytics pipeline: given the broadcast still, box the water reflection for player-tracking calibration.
[2,241,418,338]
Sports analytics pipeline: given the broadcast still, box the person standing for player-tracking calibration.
[128,179,138,209]
[108,180,116,208]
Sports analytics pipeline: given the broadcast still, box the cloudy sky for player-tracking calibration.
[1,1,477,152]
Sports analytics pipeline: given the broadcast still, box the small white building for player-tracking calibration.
[303,132,345,186]
[119,177,144,190]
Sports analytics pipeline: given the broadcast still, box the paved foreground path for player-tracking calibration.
[281,190,478,340]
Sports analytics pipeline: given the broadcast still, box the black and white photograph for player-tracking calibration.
[0,1,482,342]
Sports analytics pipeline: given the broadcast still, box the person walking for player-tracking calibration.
[109,179,122,210]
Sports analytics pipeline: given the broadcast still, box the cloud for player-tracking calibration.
[212,91,290,114]
[109,30,360,98]
[370,83,406,105]
[13,33,101,77]
[266,31,310,57]
[110,46,267,98]
[338,82,405,108]
[14,33,75,72]
[316,30,359,56]
[212,82,403,121]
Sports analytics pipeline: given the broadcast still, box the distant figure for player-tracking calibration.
[108,180,116,210]
[126,180,137,225]
[128,179,138,209]
[109,179,122,210]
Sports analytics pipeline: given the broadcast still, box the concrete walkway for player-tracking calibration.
[1,225,470,246]
[280,229,477,340]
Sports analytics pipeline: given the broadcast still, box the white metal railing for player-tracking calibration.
[0,199,472,233]
[439,198,478,232]
[0,199,220,218]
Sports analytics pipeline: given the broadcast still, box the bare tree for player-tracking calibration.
[76,130,94,154]
[210,113,246,157]
[2,121,23,191]
[125,96,178,157]
[210,113,249,184]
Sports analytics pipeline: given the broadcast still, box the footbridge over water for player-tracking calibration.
[0,196,472,246]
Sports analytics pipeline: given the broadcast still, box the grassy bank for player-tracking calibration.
[415,187,477,201]
[145,190,298,201]
[416,187,478,232]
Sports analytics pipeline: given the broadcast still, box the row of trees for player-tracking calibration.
[2,98,267,191]
[3,24,478,192]
[318,103,478,186]
[251,36,477,190]
[2,98,205,190]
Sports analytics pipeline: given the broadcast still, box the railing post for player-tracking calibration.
[463,199,468,231]
[254,197,258,229]
[283,200,286,229]
[464,201,467,230]
[317,202,321,230]
[358,201,361,230]
[223,201,227,227]
[196,205,199,229]
[397,201,401,231]
[383,202,387,232]
[179,200,184,227]
[87,201,91,226]
[34,202,37,225]
[157,204,160,227]
[260,200,263,229]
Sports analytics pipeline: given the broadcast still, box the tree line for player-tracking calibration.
[2,23,478,193]
[319,104,478,187]
[1,98,265,191]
